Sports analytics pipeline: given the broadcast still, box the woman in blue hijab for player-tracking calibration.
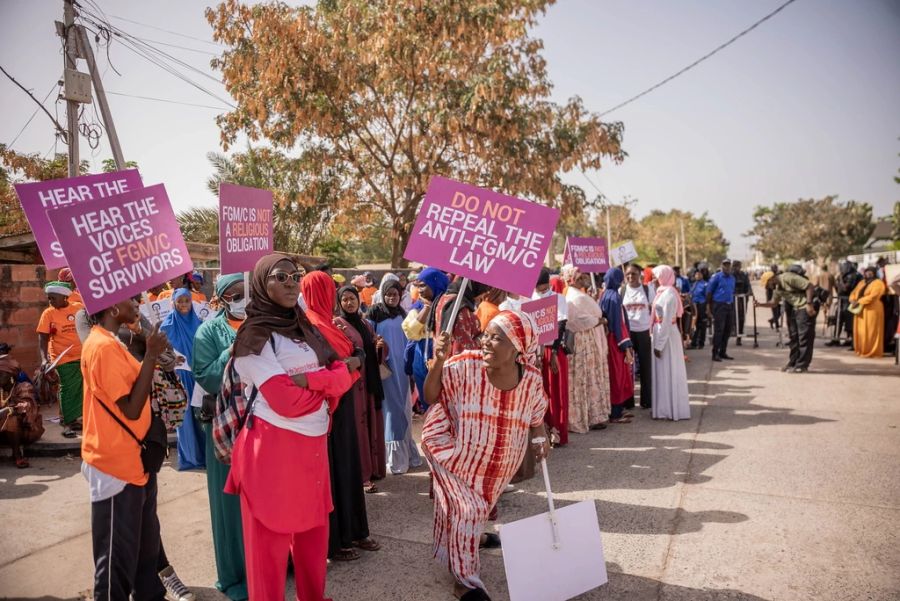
[600,268,635,423]
[400,267,449,413]
[161,287,206,469]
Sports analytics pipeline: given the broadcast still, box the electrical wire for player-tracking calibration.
[76,10,235,109]
[599,0,799,116]
[0,64,68,140]
[90,9,223,47]
[106,90,229,111]
[7,80,61,150]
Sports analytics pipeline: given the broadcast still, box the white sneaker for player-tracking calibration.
[159,566,196,601]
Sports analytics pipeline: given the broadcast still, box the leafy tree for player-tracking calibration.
[746,196,874,262]
[636,209,728,265]
[200,148,339,254]
[0,145,89,236]
[207,0,625,266]
[101,158,139,173]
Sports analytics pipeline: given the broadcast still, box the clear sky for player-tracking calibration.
[2,0,898,259]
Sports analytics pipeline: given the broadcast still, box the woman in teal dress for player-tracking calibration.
[191,273,248,601]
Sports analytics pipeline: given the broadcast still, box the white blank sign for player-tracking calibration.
[500,499,608,601]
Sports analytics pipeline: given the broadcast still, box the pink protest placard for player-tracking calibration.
[14,169,143,269]
[563,237,609,273]
[219,183,274,273]
[46,183,193,315]
[403,176,560,297]
[520,296,558,346]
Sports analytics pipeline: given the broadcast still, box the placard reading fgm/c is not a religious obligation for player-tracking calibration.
[563,236,609,273]
[219,183,274,274]
[46,183,193,315]
[14,169,143,269]
[403,176,560,297]
[520,295,558,346]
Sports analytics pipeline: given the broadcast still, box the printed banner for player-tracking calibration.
[141,298,174,325]
[219,183,274,273]
[610,240,639,266]
[563,237,609,273]
[403,176,559,297]
[520,295,558,346]
[193,301,215,321]
[46,183,194,315]
[14,169,143,269]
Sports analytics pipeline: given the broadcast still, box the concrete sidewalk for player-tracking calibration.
[1,320,898,600]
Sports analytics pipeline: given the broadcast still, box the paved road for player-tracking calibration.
[1,316,898,601]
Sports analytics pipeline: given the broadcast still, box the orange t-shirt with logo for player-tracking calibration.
[80,326,150,486]
[36,303,83,364]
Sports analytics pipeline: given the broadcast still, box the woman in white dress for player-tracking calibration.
[651,265,691,421]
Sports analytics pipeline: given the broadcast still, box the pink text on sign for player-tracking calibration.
[403,176,560,297]
[219,183,274,274]
[46,183,193,315]
[520,295,558,346]
[14,169,143,269]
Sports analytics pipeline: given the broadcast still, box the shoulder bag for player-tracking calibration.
[96,399,168,474]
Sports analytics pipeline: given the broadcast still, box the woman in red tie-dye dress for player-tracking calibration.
[422,311,550,601]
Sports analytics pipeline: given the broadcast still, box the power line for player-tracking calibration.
[599,0,799,117]
[8,80,61,149]
[100,11,223,48]
[106,90,229,111]
[132,37,219,57]
[77,9,235,108]
[0,64,68,140]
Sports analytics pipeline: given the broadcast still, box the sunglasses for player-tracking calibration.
[268,272,302,283]
[221,292,244,302]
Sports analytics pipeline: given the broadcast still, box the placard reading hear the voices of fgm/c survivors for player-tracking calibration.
[14,169,144,269]
[219,183,274,274]
[46,183,193,315]
[403,176,560,297]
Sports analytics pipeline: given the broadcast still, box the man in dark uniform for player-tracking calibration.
[707,259,736,362]
[732,260,752,345]
[827,261,863,346]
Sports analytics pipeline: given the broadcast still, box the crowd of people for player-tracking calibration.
[1,250,897,601]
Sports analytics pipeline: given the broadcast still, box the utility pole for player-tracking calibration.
[56,0,127,173]
[605,205,612,247]
[680,220,687,267]
[79,26,125,169]
[61,0,79,177]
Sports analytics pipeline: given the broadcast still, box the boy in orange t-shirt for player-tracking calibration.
[36,281,84,435]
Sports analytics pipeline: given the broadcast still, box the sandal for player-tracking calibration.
[15,456,29,469]
[622,412,635,418]
[479,532,502,549]
[62,427,77,439]
[609,417,632,424]
[353,538,381,552]
[331,548,360,561]
[363,482,378,494]
[589,423,607,431]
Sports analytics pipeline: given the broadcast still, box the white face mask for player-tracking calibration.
[536,288,553,298]
[225,297,247,320]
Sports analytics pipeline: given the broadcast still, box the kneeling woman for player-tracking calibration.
[227,255,354,601]
[422,311,550,601]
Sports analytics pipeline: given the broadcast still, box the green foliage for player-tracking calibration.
[176,206,219,245]
[101,158,139,173]
[746,196,875,262]
[202,147,339,254]
[636,209,728,265]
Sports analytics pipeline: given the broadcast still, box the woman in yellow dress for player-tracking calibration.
[849,266,886,358]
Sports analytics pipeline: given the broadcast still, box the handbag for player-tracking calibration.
[379,362,393,379]
[97,400,168,474]
[151,368,187,431]
[562,330,576,355]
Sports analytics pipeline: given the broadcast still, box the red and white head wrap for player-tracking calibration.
[488,310,538,364]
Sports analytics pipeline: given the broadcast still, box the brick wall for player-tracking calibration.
[0,264,55,377]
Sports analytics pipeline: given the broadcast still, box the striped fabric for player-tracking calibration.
[422,350,548,591]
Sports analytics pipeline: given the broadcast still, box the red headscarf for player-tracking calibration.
[301,270,355,358]
[549,275,566,295]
